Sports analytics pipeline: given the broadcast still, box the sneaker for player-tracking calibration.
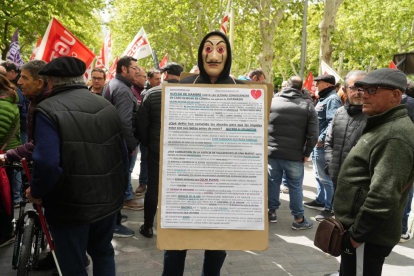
[280,185,289,194]
[0,234,14,248]
[268,212,277,223]
[304,200,325,211]
[315,210,334,221]
[135,184,147,193]
[123,199,144,210]
[139,224,154,238]
[34,252,56,270]
[113,224,135,238]
[133,192,143,199]
[121,214,128,223]
[400,232,413,243]
[292,217,313,230]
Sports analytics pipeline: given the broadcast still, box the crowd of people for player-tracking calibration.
[0,29,413,276]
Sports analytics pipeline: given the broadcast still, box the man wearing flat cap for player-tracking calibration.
[304,74,342,221]
[25,57,128,275]
[334,68,414,276]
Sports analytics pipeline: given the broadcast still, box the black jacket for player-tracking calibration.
[268,87,318,161]
[324,101,367,186]
[137,79,179,153]
[103,74,139,152]
[36,84,127,226]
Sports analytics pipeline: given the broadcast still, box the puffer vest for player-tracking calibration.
[35,84,127,226]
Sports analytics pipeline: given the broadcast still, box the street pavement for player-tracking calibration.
[0,158,413,275]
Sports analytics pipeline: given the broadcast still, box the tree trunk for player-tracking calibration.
[319,0,344,74]
[248,0,289,82]
[337,50,345,76]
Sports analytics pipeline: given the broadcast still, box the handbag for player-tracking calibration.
[314,217,345,257]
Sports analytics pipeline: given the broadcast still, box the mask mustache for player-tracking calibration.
[206,60,222,64]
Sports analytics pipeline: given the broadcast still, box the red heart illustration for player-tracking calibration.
[251,89,261,99]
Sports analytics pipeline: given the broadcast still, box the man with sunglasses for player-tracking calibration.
[334,68,414,276]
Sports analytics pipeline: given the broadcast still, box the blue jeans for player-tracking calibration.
[49,212,117,276]
[139,144,148,185]
[268,158,305,220]
[162,250,226,276]
[402,187,413,234]
[125,147,138,200]
[312,146,334,210]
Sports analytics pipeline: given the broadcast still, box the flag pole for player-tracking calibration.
[230,6,235,52]
[299,0,308,79]
[95,57,114,77]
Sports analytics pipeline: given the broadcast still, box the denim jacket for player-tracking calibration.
[315,87,342,143]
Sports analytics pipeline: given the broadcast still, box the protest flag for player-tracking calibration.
[159,54,168,69]
[84,48,95,81]
[7,28,25,67]
[34,18,95,68]
[122,27,152,60]
[96,32,112,69]
[106,56,118,81]
[320,60,343,83]
[389,61,398,69]
[220,0,231,35]
[30,36,42,61]
[303,71,316,95]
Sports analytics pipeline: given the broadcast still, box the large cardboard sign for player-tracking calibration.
[157,83,269,251]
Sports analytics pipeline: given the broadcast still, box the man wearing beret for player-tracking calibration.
[304,74,342,221]
[334,68,414,275]
[25,57,128,276]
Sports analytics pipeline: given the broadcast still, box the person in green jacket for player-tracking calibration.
[0,74,21,248]
[334,68,414,276]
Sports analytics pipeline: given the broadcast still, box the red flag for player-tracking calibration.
[303,71,316,95]
[34,18,95,68]
[389,61,398,69]
[220,0,230,35]
[30,36,42,61]
[159,54,168,68]
[106,56,118,81]
[96,32,112,69]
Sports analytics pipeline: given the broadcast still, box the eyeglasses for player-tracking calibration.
[128,66,139,71]
[346,86,359,92]
[92,77,104,81]
[359,86,395,95]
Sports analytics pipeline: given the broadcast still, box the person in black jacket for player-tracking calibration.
[136,62,183,239]
[162,31,244,276]
[267,76,318,229]
[324,70,368,187]
[26,57,128,276]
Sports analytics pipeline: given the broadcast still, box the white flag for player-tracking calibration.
[96,32,112,69]
[219,0,231,35]
[122,27,152,60]
[321,60,343,83]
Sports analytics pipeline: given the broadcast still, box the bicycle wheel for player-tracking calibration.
[17,217,36,276]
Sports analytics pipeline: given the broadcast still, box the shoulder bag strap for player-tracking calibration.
[1,119,20,151]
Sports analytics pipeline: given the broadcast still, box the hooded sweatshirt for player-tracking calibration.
[181,31,244,85]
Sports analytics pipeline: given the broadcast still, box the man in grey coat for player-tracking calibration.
[267,76,318,229]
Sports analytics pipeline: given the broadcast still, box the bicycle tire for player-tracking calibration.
[17,217,35,276]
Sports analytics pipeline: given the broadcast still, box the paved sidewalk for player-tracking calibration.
[0,160,413,275]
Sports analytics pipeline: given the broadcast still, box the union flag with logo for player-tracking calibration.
[34,18,95,68]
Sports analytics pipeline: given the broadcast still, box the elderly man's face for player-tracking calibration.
[202,35,227,79]
[345,75,365,105]
[361,86,401,116]
[17,69,44,98]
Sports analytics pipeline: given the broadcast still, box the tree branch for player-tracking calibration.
[175,16,198,47]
